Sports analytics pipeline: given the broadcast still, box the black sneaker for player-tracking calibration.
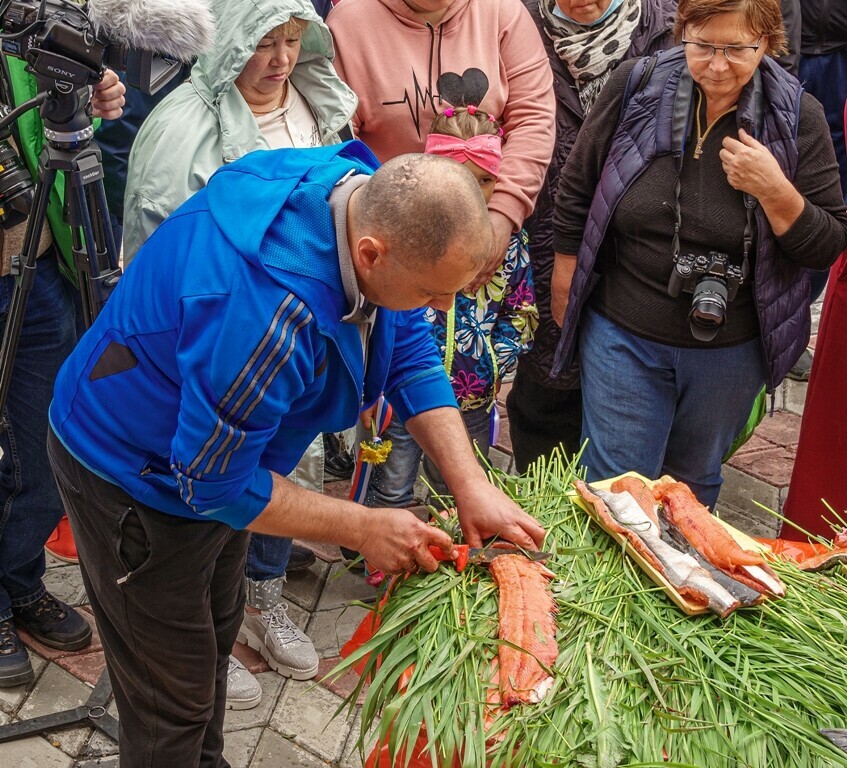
[286,544,316,572]
[13,593,92,651]
[0,619,34,688]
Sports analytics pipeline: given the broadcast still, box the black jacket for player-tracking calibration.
[800,0,847,54]
[518,0,676,388]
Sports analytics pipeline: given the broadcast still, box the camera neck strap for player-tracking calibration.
[668,67,760,281]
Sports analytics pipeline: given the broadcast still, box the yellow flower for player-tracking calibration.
[359,438,393,465]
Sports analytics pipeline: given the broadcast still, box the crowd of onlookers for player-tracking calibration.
[0,0,846,764]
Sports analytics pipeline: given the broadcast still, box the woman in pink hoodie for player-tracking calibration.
[328,0,555,285]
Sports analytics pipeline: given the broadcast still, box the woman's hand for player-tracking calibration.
[551,253,578,328]
[466,211,513,292]
[720,129,804,236]
[91,69,126,120]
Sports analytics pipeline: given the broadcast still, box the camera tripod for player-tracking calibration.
[0,79,121,747]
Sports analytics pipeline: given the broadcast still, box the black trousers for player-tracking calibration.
[47,428,249,768]
[505,365,584,475]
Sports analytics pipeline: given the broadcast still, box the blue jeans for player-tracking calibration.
[365,408,493,507]
[0,255,76,621]
[244,434,324,584]
[578,309,765,509]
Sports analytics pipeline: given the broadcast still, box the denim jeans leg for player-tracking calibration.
[579,309,765,509]
[578,309,676,487]
[0,256,76,621]
[364,414,423,508]
[243,434,324,592]
[663,337,765,509]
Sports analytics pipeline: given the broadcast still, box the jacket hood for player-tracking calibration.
[192,0,355,130]
[201,142,380,274]
[374,0,472,30]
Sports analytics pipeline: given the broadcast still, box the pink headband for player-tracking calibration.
[424,133,503,176]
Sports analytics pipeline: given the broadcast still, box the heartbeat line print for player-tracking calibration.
[383,69,440,138]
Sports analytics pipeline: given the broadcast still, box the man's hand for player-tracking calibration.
[466,210,513,292]
[453,480,545,550]
[91,69,126,120]
[551,253,577,328]
[359,402,379,430]
[356,508,457,574]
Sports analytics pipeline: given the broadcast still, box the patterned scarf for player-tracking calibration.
[539,0,642,114]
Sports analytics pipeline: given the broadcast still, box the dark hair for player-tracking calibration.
[675,0,787,56]
[355,154,490,270]
[429,107,501,141]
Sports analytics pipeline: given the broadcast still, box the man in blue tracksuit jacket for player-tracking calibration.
[46,142,545,767]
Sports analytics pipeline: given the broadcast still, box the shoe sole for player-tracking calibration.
[225,691,262,710]
[0,665,35,688]
[15,623,92,652]
[236,627,318,681]
[44,548,80,565]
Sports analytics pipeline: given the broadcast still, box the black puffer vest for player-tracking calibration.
[550,48,808,393]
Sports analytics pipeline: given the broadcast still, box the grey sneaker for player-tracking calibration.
[237,603,318,681]
[225,655,262,710]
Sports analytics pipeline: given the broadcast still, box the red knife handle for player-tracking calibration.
[428,544,469,572]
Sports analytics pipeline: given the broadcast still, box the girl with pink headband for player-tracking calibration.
[359,107,539,511]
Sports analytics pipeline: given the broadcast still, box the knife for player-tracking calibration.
[427,543,552,572]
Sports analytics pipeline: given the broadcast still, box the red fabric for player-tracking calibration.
[782,249,847,539]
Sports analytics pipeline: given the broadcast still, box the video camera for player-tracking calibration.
[0,0,183,95]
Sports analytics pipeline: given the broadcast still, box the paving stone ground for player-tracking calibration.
[0,302,822,767]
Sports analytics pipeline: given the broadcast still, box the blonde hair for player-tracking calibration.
[264,18,306,40]
[429,107,502,141]
[675,0,787,56]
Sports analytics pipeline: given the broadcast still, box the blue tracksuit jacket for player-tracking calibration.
[49,142,457,529]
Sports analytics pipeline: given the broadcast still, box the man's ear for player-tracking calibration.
[352,235,387,274]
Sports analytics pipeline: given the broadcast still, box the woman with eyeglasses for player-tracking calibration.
[549,0,847,511]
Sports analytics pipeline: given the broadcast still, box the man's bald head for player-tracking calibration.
[352,153,491,272]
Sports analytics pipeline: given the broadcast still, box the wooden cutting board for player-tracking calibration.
[570,472,770,616]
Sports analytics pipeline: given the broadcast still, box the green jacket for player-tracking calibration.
[122,0,357,262]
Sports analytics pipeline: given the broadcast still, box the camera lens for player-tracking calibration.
[688,277,728,342]
[0,139,34,230]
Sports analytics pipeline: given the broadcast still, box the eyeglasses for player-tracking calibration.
[682,36,763,65]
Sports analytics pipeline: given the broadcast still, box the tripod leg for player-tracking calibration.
[0,167,58,419]
[67,153,120,327]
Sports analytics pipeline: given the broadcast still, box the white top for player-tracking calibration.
[255,82,321,149]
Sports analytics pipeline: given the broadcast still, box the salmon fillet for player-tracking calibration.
[655,481,785,596]
[611,477,659,526]
[576,480,665,574]
[489,555,558,707]
[653,481,765,568]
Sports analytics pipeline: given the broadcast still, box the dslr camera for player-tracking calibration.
[667,250,743,341]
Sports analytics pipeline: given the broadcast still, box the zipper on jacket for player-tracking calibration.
[814,0,833,54]
[693,89,737,160]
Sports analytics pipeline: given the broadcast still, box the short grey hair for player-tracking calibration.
[355,154,491,271]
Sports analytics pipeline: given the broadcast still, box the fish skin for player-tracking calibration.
[576,480,666,574]
[488,554,558,707]
[611,477,660,527]
[659,513,763,606]
[587,485,740,617]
